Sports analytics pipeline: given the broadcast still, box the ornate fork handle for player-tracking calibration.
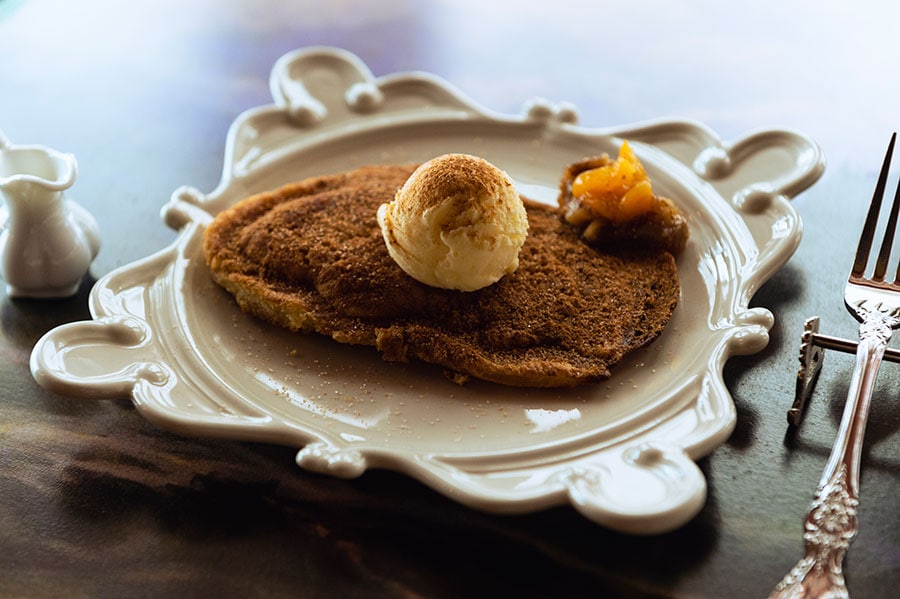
[771,312,892,598]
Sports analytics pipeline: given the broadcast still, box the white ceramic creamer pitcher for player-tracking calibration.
[0,130,100,298]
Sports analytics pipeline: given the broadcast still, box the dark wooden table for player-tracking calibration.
[2,1,898,597]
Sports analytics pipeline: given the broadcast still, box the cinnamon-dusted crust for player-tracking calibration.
[203,164,681,387]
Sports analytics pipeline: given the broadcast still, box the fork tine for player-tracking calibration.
[853,132,897,278]
[875,156,900,280]
[893,180,900,283]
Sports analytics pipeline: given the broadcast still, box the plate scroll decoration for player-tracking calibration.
[30,46,824,534]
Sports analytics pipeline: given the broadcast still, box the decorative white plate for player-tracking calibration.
[30,47,824,534]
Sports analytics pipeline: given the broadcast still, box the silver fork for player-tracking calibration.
[771,133,900,599]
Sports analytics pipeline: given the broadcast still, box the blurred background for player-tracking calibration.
[4,0,898,272]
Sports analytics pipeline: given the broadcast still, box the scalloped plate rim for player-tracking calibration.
[29,46,825,534]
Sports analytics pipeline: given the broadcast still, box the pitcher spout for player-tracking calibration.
[0,144,77,198]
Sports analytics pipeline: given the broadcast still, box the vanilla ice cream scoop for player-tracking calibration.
[377,154,529,291]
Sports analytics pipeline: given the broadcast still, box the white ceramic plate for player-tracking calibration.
[30,47,824,534]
